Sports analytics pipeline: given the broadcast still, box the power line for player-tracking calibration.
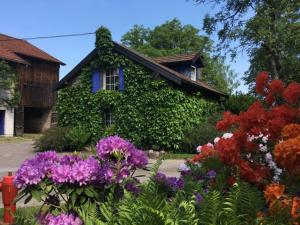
[0,32,95,42]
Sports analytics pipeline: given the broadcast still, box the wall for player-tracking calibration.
[0,106,14,136]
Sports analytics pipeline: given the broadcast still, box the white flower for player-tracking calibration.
[222,133,233,139]
[214,137,220,144]
[265,153,273,161]
[246,153,252,159]
[179,163,190,172]
[262,136,268,144]
[196,145,202,153]
[259,144,268,152]
[268,161,276,169]
[206,142,214,147]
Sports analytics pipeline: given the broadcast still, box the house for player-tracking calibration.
[0,34,64,136]
[56,42,226,98]
[55,36,226,150]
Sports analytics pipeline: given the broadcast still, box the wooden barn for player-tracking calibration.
[0,34,64,135]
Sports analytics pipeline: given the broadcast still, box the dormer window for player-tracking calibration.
[103,68,119,90]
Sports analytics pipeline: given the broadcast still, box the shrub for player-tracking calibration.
[223,92,256,114]
[182,113,223,153]
[34,127,71,152]
[35,126,91,152]
[66,125,91,151]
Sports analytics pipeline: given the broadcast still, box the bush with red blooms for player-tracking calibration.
[274,124,300,175]
[212,72,299,184]
[189,71,300,224]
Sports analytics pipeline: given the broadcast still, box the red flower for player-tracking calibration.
[269,79,285,95]
[283,82,300,104]
[215,137,240,166]
[266,93,275,105]
[216,111,239,131]
[256,71,270,95]
[239,160,269,183]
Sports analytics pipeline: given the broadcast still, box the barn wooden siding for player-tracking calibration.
[13,58,59,108]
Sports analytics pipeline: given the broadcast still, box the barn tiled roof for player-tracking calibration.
[0,34,65,65]
[153,52,200,64]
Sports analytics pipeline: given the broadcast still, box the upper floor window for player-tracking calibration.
[104,68,119,90]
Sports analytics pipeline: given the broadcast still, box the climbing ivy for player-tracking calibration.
[0,60,20,108]
[57,27,219,150]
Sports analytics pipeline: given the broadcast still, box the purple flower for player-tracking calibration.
[70,156,101,185]
[96,135,135,161]
[155,172,184,191]
[51,164,72,184]
[195,193,203,204]
[206,170,217,179]
[125,182,141,196]
[38,213,82,225]
[99,163,114,183]
[127,149,148,168]
[14,151,59,189]
[167,177,184,191]
[155,172,167,182]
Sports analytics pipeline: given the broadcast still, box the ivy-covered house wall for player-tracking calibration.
[56,27,219,151]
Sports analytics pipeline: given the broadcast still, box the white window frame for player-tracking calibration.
[102,68,119,90]
[190,66,197,81]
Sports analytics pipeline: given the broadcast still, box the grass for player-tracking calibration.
[0,133,42,144]
[161,152,194,160]
[0,206,39,225]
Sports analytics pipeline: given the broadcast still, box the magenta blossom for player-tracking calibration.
[96,135,136,160]
[38,213,82,225]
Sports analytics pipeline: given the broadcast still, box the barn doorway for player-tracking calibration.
[0,110,5,135]
[24,107,51,133]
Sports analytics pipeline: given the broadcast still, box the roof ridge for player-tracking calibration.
[153,51,199,59]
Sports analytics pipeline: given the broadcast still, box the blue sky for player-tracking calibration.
[1,0,249,92]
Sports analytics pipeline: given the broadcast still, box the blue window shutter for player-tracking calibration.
[91,70,101,93]
[119,67,124,91]
[0,110,4,135]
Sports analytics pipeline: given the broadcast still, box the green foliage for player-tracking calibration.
[66,125,91,151]
[182,113,223,153]
[57,27,219,151]
[224,93,256,114]
[93,26,115,69]
[0,59,20,108]
[194,0,300,88]
[121,18,239,94]
[34,126,72,152]
[13,207,39,225]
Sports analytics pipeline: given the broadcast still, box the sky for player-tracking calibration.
[1,0,249,92]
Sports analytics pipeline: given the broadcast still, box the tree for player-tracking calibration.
[121,18,239,94]
[0,60,20,108]
[193,0,300,90]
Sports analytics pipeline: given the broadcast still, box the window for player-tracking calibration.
[190,66,197,81]
[104,68,119,90]
[104,111,114,127]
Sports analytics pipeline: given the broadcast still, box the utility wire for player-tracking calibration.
[0,32,95,42]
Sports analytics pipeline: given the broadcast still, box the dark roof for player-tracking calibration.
[0,34,65,65]
[153,52,203,66]
[56,42,227,98]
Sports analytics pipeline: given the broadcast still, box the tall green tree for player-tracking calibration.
[121,18,239,94]
[0,60,20,108]
[193,0,300,90]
